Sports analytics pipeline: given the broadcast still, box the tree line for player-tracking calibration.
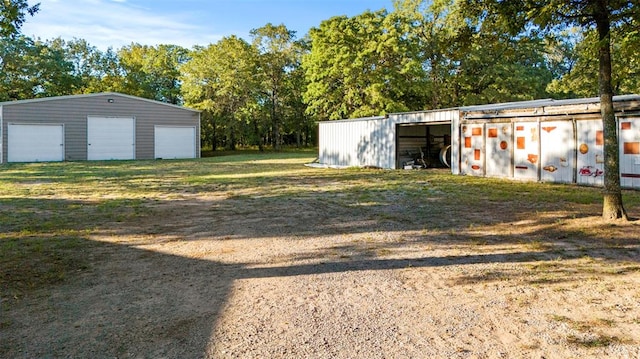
[1,0,638,152]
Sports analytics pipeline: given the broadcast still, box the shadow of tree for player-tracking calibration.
[1,164,639,357]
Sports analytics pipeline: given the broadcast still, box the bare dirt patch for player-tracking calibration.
[1,158,639,358]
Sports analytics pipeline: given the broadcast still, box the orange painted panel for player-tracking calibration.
[621,122,632,130]
[516,137,525,149]
[472,127,482,136]
[464,137,472,148]
[516,126,524,131]
[624,142,640,155]
[474,149,481,160]
[596,131,604,145]
[488,128,498,138]
[541,126,557,133]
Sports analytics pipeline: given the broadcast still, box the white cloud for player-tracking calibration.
[21,0,223,50]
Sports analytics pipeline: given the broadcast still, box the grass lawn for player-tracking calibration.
[1,149,639,357]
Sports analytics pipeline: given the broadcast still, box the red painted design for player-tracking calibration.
[464,137,472,148]
[580,166,603,177]
[596,131,604,145]
[624,142,640,155]
[541,126,557,133]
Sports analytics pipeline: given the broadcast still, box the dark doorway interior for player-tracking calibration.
[396,123,451,169]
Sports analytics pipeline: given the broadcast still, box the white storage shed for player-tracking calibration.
[318,95,640,189]
[318,109,460,173]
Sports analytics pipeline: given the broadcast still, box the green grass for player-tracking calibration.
[1,149,639,302]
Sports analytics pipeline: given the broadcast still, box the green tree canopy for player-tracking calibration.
[0,0,39,38]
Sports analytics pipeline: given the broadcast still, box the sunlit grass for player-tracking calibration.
[1,150,639,305]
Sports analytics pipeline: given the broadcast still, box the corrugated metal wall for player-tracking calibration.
[460,110,640,188]
[318,109,459,169]
[620,118,640,188]
[1,93,200,162]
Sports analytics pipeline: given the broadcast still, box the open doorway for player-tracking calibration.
[396,123,451,169]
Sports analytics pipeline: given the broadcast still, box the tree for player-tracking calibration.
[250,23,300,150]
[0,35,77,101]
[547,26,640,98]
[0,0,39,38]
[303,10,426,120]
[467,0,636,220]
[395,0,557,107]
[118,43,188,104]
[181,36,260,150]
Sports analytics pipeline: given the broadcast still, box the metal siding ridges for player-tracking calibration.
[619,118,640,188]
[1,93,199,162]
[576,119,605,187]
[317,109,460,169]
[539,121,575,184]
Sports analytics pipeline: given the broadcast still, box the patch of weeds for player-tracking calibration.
[526,240,554,251]
[566,334,620,348]
[551,315,625,348]
[0,236,97,302]
[375,248,393,257]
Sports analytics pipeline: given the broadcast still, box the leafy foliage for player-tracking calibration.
[1,0,637,154]
[0,0,39,38]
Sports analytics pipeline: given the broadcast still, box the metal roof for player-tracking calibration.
[0,92,201,113]
[460,94,640,112]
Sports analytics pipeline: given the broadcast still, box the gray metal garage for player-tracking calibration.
[0,92,200,163]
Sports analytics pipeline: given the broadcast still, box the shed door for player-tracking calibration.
[154,126,196,159]
[540,121,575,183]
[619,118,640,188]
[485,123,512,178]
[87,117,135,160]
[8,124,64,162]
[576,120,604,186]
[513,122,539,181]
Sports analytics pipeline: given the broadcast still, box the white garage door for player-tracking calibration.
[8,124,64,162]
[87,117,135,160]
[154,126,196,159]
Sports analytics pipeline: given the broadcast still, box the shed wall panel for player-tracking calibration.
[576,119,604,186]
[540,121,575,183]
[460,124,484,175]
[620,118,640,188]
[485,123,512,178]
[513,121,539,181]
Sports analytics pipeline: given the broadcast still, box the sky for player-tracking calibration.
[21,0,395,50]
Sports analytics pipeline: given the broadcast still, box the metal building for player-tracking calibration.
[0,92,201,163]
[318,109,460,173]
[318,94,640,188]
[459,95,640,188]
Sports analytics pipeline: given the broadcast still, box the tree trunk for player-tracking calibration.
[595,0,627,220]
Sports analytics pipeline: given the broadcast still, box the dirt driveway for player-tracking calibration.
[2,156,639,358]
